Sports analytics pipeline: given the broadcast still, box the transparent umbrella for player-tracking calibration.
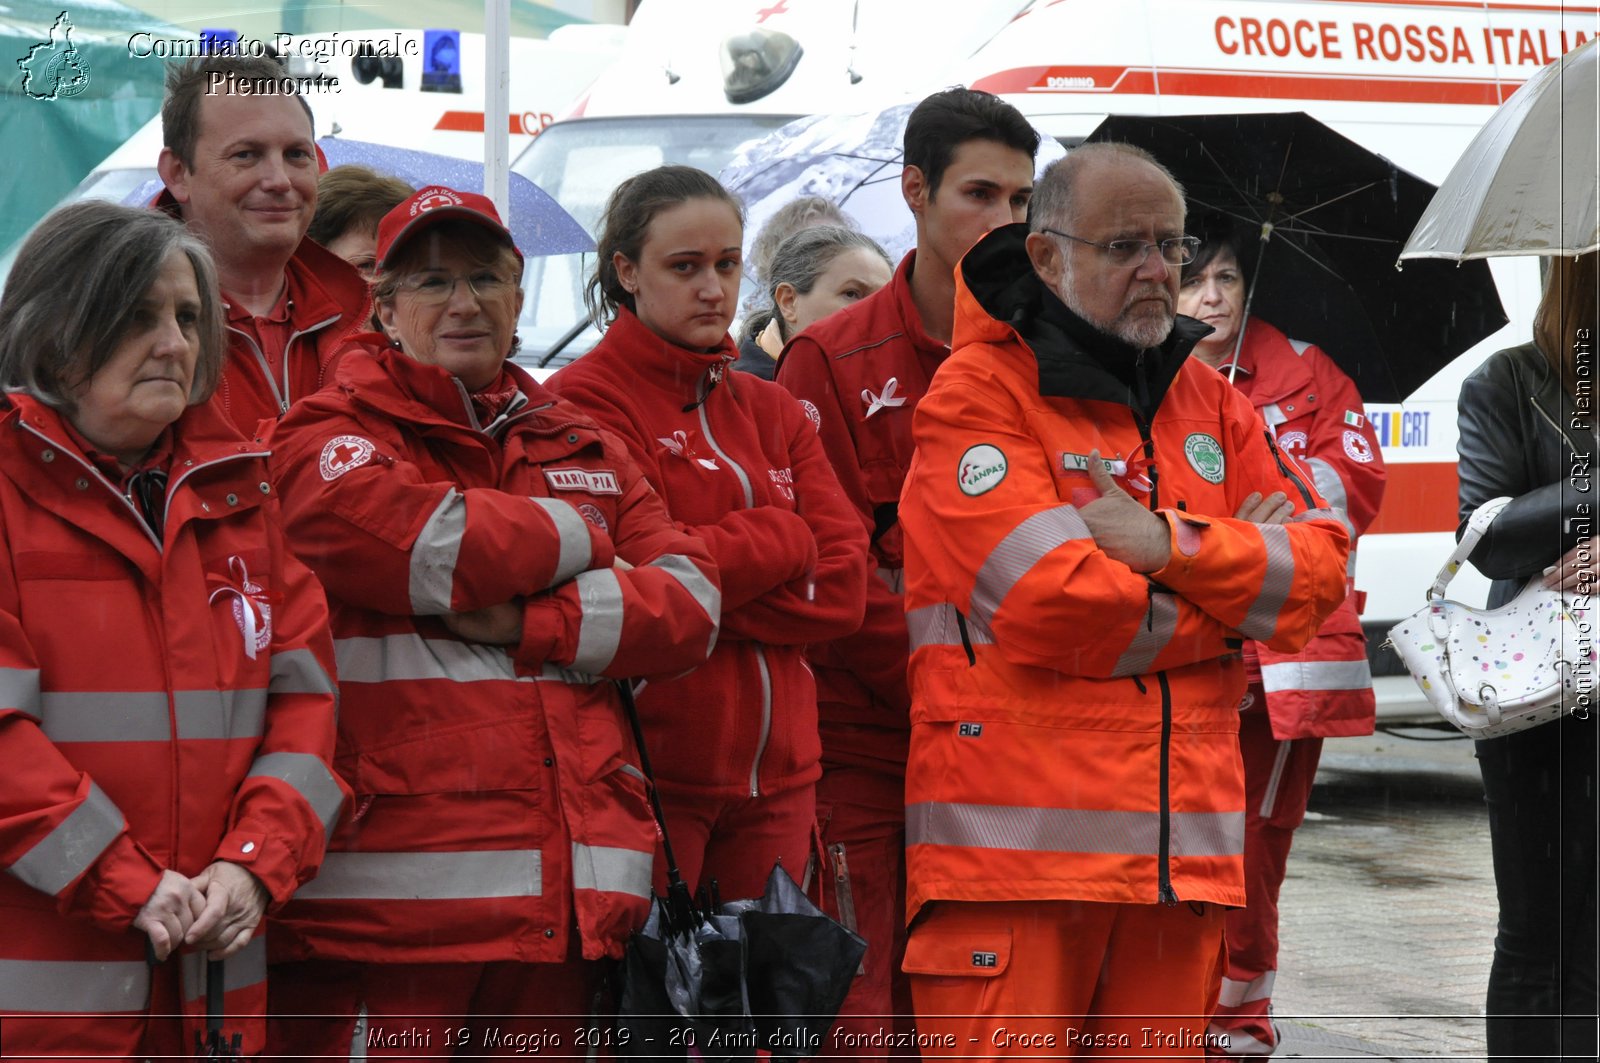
[1402,37,1600,261]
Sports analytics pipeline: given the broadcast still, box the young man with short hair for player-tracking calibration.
[775,87,1039,1051]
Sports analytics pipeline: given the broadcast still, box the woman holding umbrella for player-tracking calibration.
[550,165,869,907]
[1454,252,1598,1061]
[1176,225,1388,1058]
[0,201,345,1057]
[263,185,721,1056]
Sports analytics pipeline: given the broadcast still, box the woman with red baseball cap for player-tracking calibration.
[264,185,721,1056]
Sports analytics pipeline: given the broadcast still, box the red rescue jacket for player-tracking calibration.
[266,343,720,963]
[551,308,869,798]
[1222,318,1386,738]
[0,393,344,1039]
[775,251,946,773]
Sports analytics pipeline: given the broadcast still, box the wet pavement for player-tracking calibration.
[1272,728,1496,1060]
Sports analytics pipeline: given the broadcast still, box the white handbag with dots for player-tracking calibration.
[1385,497,1594,739]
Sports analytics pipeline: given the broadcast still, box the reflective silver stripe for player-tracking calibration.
[40,692,168,742]
[970,507,1092,625]
[648,554,720,623]
[1259,740,1293,819]
[1288,506,1341,525]
[409,488,467,615]
[1113,592,1180,677]
[571,568,625,674]
[0,958,147,1012]
[876,566,904,594]
[246,753,345,839]
[336,633,518,684]
[7,782,123,896]
[1260,403,1288,428]
[1260,659,1372,694]
[571,842,652,900]
[0,666,40,714]
[294,849,542,900]
[1237,523,1294,642]
[532,497,593,585]
[39,690,267,742]
[180,936,266,1002]
[906,801,1243,858]
[1218,970,1276,1008]
[906,603,995,653]
[334,633,586,686]
[175,689,267,740]
[271,648,337,698]
[1305,458,1356,540]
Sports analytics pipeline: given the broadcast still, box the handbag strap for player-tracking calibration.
[1428,496,1512,602]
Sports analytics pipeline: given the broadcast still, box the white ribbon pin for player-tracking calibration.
[861,377,906,419]
[208,555,270,660]
[657,429,719,470]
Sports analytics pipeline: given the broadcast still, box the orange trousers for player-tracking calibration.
[904,899,1226,1060]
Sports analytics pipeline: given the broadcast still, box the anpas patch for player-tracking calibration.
[958,444,1008,496]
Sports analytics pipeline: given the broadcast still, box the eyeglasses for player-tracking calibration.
[398,270,515,305]
[1041,229,1200,268]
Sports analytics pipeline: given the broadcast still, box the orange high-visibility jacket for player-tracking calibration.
[0,393,344,1036]
[899,226,1349,918]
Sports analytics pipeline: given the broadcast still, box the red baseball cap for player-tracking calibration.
[375,185,523,270]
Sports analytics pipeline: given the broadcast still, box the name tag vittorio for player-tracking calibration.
[544,468,622,495]
[1058,452,1127,476]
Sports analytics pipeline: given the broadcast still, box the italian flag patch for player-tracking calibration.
[1343,410,1365,428]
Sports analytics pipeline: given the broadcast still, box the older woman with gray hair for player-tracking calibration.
[0,201,345,1058]
[735,200,876,377]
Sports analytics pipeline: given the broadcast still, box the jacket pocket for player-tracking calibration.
[902,920,1011,982]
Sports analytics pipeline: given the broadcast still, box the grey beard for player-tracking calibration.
[1062,282,1174,350]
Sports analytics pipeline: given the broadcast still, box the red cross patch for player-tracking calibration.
[319,435,376,481]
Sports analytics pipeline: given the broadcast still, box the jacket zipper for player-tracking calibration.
[1130,358,1177,903]
[1530,393,1590,456]
[748,646,774,797]
[688,367,770,793]
[227,326,285,415]
[1264,431,1316,508]
[1156,670,1178,905]
[226,311,341,415]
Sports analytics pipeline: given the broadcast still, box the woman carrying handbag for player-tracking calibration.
[1454,251,1599,1060]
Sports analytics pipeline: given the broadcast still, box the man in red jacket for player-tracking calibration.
[156,54,368,436]
[775,88,1039,1050]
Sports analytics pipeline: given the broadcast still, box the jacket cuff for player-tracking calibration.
[514,594,566,671]
[1149,509,1211,587]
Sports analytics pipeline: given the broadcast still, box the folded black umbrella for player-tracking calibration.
[1086,112,1508,403]
[611,683,866,1062]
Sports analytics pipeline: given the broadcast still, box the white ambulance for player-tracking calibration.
[515,0,1600,723]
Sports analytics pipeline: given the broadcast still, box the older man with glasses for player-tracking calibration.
[894,142,1351,1057]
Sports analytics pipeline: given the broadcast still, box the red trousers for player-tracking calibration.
[813,765,915,1057]
[266,954,599,1059]
[905,899,1226,1059]
[652,778,815,902]
[1206,700,1324,1058]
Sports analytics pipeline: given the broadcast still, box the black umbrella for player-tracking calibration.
[611,683,866,1061]
[1085,112,1508,403]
